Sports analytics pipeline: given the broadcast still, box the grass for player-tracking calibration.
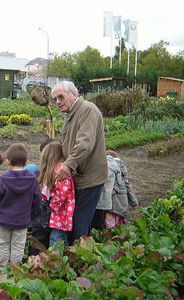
[106,130,165,149]
[0,99,60,118]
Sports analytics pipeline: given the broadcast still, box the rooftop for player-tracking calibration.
[0,56,29,72]
[158,76,184,82]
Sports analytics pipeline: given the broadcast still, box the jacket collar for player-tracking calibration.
[66,96,84,120]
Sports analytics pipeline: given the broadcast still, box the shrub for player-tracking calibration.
[0,123,17,138]
[104,115,132,132]
[133,98,184,123]
[9,114,32,125]
[91,87,147,117]
[149,135,184,157]
[0,116,9,126]
[18,91,32,100]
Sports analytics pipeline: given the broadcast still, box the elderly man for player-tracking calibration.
[52,80,108,243]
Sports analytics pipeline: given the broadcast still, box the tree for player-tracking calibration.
[114,38,126,64]
[47,41,184,95]
[140,41,171,74]
[169,51,184,78]
[49,52,76,78]
[138,41,173,94]
[72,46,108,92]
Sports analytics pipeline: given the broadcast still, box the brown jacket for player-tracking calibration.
[60,97,108,189]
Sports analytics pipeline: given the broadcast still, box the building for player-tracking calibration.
[0,55,60,97]
[157,77,184,99]
[89,77,128,93]
[0,56,29,98]
[26,57,47,80]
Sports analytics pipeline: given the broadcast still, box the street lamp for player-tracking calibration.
[38,27,49,85]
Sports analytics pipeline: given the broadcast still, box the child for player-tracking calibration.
[106,150,138,209]
[0,153,4,165]
[94,150,138,229]
[27,138,55,255]
[39,142,75,247]
[24,163,44,256]
[0,143,41,270]
[24,164,40,177]
[24,138,55,177]
[39,138,55,152]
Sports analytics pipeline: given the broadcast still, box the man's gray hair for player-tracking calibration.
[52,80,79,96]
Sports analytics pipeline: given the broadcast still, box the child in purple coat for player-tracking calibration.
[0,143,41,270]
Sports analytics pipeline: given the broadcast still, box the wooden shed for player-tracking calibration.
[0,56,28,98]
[0,69,15,98]
[157,77,184,99]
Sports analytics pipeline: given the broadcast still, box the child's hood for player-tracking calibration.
[0,169,37,194]
[107,156,121,174]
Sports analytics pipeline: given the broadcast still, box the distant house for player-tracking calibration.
[157,77,184,99]
[20,57,48,90]
[24,57,60,90]
[26,57,47,75]
[0,56,29,98]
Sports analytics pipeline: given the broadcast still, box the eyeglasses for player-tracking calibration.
[52,94,65,102]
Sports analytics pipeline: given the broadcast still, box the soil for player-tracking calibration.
[119,145,184,221]
[1,128,184,221]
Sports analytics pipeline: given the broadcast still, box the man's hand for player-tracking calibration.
[55,163,72,181]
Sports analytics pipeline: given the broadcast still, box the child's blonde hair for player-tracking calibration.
[39,142,64,188]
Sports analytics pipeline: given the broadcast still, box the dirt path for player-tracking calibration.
[118,144,184,207]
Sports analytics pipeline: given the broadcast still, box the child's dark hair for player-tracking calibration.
[40,138,55,152]
[6,143,28,167]
[0,153,4,165]
[39,142,65,187]
[106,150,120,159]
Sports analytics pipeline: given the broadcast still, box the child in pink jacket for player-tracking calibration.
[39,142,75,246]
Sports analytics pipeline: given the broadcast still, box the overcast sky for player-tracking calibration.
[1,0,183,60]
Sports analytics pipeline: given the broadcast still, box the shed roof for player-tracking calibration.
[158,76,184,82]
[89,77,126,83]
[0,56,29,72]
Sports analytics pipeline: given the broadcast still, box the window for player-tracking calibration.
[5,74,10,81]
